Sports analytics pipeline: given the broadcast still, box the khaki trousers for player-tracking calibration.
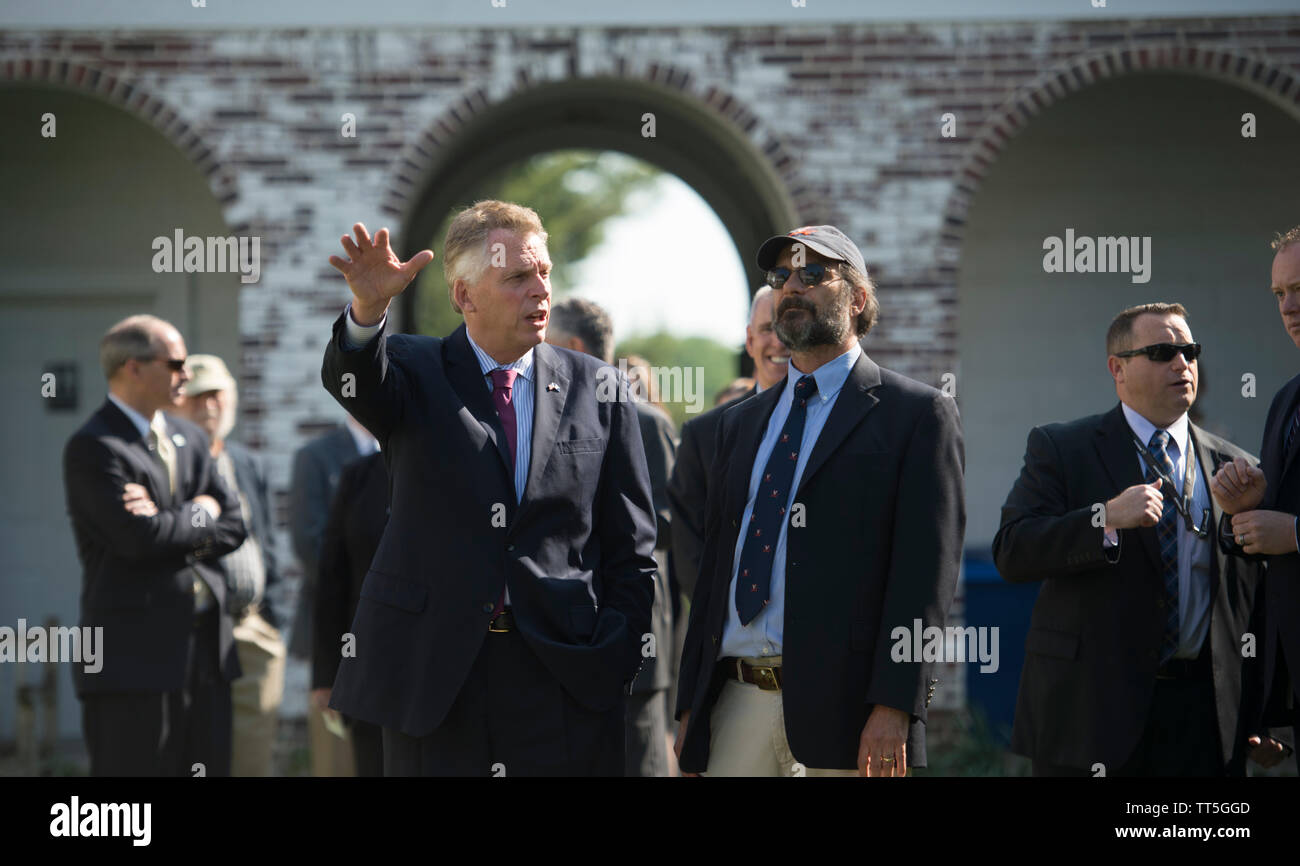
[704,659,857,777]
[230,610,286,777]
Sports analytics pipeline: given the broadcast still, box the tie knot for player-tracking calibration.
[490,368,518,392]
[793,375,818,401]
[1149,429,1170,451]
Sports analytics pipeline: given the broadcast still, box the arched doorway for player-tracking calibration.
[0,81,242,743]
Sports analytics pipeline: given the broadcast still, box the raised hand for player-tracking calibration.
[327,223,434,326]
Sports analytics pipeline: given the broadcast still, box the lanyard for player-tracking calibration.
[1130,430,1211,538]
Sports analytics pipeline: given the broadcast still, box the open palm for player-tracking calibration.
[328,222,434,323]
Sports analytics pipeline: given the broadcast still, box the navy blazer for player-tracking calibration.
[321,316,657,737]
[676,351,964,772]
[62,400,247,695]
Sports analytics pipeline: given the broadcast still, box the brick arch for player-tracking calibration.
[0,55,240,207]
[380,63,810,224]
[937,42,1300,272]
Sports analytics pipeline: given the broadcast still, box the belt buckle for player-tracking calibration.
[488,612,510,633]
[751,665,781,691]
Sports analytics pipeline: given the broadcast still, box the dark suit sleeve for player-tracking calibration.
[865,392,964,719]
[667,417,707,601]
[674,413,734,719]
[639,408,677,545]
[313,464,355,691]
[289,445,330,585]
[595,393,658,681]
[320,310,407,444]
[62,433,244,563]
[992,425,1114,583]
[251,451,283,628]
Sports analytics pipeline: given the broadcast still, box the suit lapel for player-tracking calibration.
[724,386,782,526]
[520,342,569,507]
[1190,424,1228,599]
[1094,404,1162,577]
[444,325,515,488]
[101,399,173,508]
[1275,378,1300,488]
[794,351,882,499]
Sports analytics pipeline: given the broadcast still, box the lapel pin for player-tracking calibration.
[547,382,559,392]
[171,433,186,448]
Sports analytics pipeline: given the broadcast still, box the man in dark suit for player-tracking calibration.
[321,201,657,776]
[546,297,678,777]
[995,302,1266,777]
[675,225,964,776]
[63,315,247,776]
[289,414,375,776]
[1210,227,1300,771]
[313,450,389,776]
[178,353,287,777]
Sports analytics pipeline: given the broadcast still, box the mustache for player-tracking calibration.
[778,297,816,316]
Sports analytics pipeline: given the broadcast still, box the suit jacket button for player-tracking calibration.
[731,519,738,528]
[505,543,515,552]
[482,603,494,613]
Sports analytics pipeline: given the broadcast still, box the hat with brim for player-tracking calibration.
[756,225,867,275]
[183,354,236,396]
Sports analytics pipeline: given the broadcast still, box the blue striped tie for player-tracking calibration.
[1146,430,1180,662]
[735,375,817,626]
[1286,404,1300,455]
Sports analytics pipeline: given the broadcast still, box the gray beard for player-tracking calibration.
[774,289,852,351]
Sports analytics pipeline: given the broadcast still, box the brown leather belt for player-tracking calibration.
[488,609,515,633]
[718,657,783,691]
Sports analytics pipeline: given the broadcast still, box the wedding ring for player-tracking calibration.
[881,755,895,763]
[1238,534,1246,544]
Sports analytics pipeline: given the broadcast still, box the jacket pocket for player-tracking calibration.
[1024,626,1079,660]
[557,437,604,454]
[360,570,427,613]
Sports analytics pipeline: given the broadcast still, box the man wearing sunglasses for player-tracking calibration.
[995,303,1266,777]
[674,225,964,776]
[1212,226,1300,772]
[63,315,248,775]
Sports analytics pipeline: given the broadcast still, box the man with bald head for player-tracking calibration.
[63,315,247,776]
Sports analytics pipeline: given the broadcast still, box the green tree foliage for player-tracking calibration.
[414,150,659,338]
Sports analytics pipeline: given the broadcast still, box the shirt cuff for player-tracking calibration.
[1103,528,1118,548]
[343,303,385,349]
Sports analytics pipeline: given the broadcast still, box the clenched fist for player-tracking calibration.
[1105,481,1166,531]
[1210,457,1267,515]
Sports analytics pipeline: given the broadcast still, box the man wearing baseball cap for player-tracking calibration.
[675,225,965,776]
[180,354,287,776]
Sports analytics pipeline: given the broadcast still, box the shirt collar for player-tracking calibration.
[786,343,862,404]
[107,392,156,441]
[465,329,534,383]
[1120,401,1190,456]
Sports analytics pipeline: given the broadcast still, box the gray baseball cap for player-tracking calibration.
[756,225,867,275]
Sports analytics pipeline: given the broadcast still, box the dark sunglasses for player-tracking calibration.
[1114,342,1202,363]
[765,262,838,290]
[143,356,187,372]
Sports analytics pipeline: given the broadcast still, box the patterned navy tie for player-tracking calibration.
[735,374,818,626]
[1146,430,1180,662]
[1286,403,1300,456]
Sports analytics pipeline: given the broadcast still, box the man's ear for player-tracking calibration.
[1107,355,1125,385]
[453,279,475,314]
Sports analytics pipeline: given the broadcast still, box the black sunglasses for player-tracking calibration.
[143,356,187,372]
[1114,342,1202,363]
[765,262,838,290]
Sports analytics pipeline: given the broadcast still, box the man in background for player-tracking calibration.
[547,296,677,776]
[64,315,246,775]
[289,413,376,775]
[179,354,286,777]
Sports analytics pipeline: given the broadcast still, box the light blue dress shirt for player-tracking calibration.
[717,343,862,660]
[1118,403,1212,661]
